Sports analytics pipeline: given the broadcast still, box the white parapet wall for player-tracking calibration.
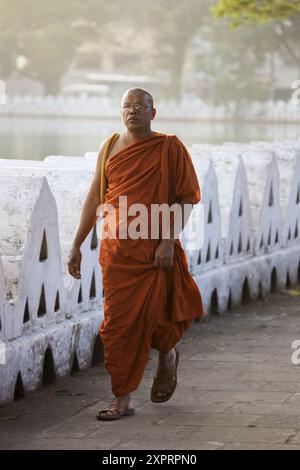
[1,94,300,122]
[0,140,300,405]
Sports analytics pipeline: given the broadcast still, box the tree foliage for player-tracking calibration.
[213,0,300,26]
[141,0,213,100]
[194,19,275,108]
[212,0,300,76]
[1,0,300,101]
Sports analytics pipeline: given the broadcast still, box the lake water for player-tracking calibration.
[0,115,299,160]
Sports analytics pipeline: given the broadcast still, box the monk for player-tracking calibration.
[67,88,205,420]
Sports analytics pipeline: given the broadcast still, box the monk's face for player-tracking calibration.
[121,92,156,131]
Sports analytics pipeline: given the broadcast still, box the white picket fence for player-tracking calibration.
[1,94,300,121]
[0,139,300,405]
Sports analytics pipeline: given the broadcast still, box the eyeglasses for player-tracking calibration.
[122,103,153,111]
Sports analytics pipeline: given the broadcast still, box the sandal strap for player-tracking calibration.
[153,375,175,384]
[154,369,176,379]
[100,407,121,414]
[99,401,131,415]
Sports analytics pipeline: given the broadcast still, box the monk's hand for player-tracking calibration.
[153,239,175,269]
[67,244,82,279]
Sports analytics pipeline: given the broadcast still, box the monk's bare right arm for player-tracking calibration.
[67,140,108,279]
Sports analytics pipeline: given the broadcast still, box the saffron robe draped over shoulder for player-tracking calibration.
[99,132,205,397]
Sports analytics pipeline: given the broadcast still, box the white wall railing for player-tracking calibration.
[1,94,300,122]
[0,139,300,405]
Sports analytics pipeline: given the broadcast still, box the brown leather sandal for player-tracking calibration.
[151,348,180,403]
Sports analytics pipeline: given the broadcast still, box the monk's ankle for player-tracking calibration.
[116,394,131,403]
[158,348,176,370]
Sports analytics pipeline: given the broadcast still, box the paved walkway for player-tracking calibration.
[1,290,300,450]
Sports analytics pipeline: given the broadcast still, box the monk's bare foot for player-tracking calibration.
[98,394,133,418]
[155,348,176,399]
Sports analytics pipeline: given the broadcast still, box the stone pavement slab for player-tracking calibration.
[0,291,300,450]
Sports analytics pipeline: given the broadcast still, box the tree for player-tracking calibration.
[194,19,274,110]
[139,0,214,101]
[0,0,118,93]
[0,0,215,99]
[213,0,300,77]
[213,0,300,26]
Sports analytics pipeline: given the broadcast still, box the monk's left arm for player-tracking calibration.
[161,199,195,241]
[154,136,200,268]
[153,200,194,269]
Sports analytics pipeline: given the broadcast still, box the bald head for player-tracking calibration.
[120,87,156,132]
[121,88,154,107]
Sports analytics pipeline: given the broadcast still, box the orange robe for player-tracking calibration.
[99,132,205,397]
